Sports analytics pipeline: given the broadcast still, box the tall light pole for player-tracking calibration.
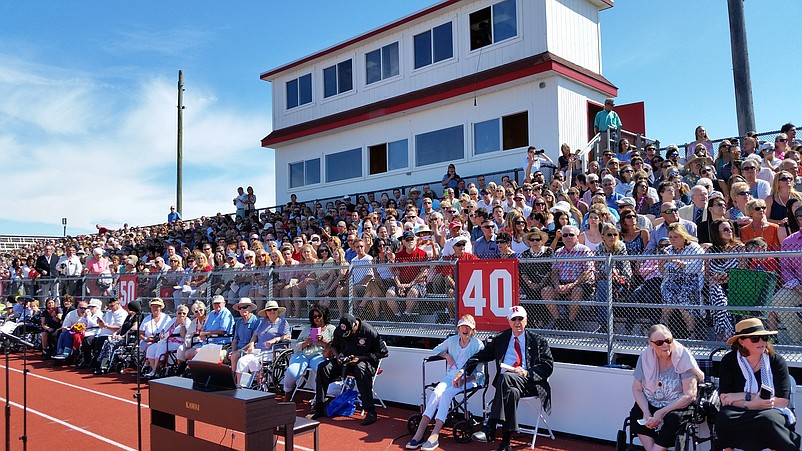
[727,0,756,136]
[176,70,184,216]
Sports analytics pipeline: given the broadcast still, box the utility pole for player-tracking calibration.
[727,0,756,136]
[176,70,184,215]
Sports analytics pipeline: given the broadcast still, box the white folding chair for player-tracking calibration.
[344,358,387,411]
[517,395,555,449]
[290,366,317,401]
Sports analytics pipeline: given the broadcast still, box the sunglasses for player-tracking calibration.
[753,206,767,211]
[780,176,793,182]
[737,191,750,197]
[778,138,788,143]
[742,166,757,171]
[496,240,510,244]
[662,208,678,214]
[605,233,619,237]
[720,227,733,232]
[403,237,415,242]
[453,242,466,248]
[529,237,542,242]
[562,232,577,237]
[741,335,770,343]
[266,308,278,312]
[482,225,494,229]
[650,337,673,346]
[712,202,726,207]
[237,306,251,310]
[623,214,636,219]
[515,221,526,225]
[310,314,322,319]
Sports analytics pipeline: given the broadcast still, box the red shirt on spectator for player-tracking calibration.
[394,247,428,284]
[438,252,479,277]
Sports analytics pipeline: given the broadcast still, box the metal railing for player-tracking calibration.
[5,250,802,365]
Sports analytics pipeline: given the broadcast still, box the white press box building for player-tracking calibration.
[261,0,617,203]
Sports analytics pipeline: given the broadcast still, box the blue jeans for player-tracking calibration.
[56,331,74,355]
[283,353,325,393]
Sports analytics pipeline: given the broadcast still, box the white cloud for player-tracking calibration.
[0,57,274,235]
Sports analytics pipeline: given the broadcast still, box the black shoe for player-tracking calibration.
[495,442,511,451]
[361,412,377,426]
[308,407,326,420]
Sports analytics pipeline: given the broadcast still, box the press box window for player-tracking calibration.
[326,148,362,183]
[366,42,399,85]
[415,125,464,167]
[369,139,408,175]
[413,22,453,69]
[286,73,312,109]
[323,59,353,98]
[469,0,517,51]
[474,112,529,155]
[289,158,320,188]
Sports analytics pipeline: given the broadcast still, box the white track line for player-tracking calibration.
[0,364,149,408]
[0,396,137,450]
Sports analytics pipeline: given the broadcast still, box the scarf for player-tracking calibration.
[641,340,704,394]
[737,351,795,424]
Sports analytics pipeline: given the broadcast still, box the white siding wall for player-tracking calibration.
[545,0,602,73]
[269,0,602,131]
[556,77,607,151]
[275,75,561,203]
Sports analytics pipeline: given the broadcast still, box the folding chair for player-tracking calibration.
[727,268,778,319]
[517,395,555,449]
[344,357,386,411]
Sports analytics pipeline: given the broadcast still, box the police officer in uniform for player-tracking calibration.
[309,314,388,425]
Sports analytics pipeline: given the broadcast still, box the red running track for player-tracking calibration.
[0,353,613,450]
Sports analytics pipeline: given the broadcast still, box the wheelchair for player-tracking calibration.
[616,349,724,451]
[0,314,43,353]
[241,341,294,394]
[407,355,488,444]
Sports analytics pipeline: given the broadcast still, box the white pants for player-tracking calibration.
[236,350,271,375]
[146,340,180,361]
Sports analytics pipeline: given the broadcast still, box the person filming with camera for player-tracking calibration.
[523,146,556,184]
[309,314,388,426]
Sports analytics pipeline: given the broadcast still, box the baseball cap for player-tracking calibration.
[508,305,527,320]
[402,230,415,240]
[449,220,462,229]
[339,314,357,337]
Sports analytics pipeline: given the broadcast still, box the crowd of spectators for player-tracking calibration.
[2,123,802,341]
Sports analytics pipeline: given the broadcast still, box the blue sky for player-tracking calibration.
[1,1,799,236]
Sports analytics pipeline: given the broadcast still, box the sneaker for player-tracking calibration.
[405,439,424,449]
[52,354,66,360]
[421,439,439,451]
[307,407,326,421]
[361,412,377,426]
[471,427,495,443]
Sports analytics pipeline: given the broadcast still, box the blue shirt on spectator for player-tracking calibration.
[204,307,234,344]
[474,235,500,259]
[254,316,290,351]
[233,313,260,351]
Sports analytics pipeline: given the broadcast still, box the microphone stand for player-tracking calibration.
[133,309,144,451]
[1,330,34,451]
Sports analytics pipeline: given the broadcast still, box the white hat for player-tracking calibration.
[508,305,527,320]
[233,297,258,312]
[88,298,103,309]
[549,201,571,213]
[456,316,476,329]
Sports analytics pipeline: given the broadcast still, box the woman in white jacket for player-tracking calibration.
[406,315,484,451]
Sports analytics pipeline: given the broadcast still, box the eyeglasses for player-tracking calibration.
[77,307,87,311]
[623,214,636,219]
[529,237,542,242]
[737,191,750,197]
[701,169,713,173]
[778,138,788,143]
[193,309,205,314]
[266,308,278,312]
[650,338,673,346]
[720,227,733,232]
[662,208,678,214]
[481,225,494,229]
[510,317,524,323]
[621,169,633,173]
[562,232,577,237]
[780,176,793,182]
[605,233,619,237]
[712,202,726,208]
[453,242,466,248]
[177,312,187,315]
[741,335,770,343]
[753,206,767,211]
[742,166,757,171]
[237,306,251,310]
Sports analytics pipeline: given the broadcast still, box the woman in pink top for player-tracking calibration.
[84,248,111,298]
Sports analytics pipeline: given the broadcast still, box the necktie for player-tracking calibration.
[513,337,522,368]
[694,208,702,223]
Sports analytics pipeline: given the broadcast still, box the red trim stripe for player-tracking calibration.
[261,52,617,147]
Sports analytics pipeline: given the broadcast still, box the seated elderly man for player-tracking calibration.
[460,306,553,451]
[540,225,594,330]
[183,295,234,362]
[53,299,102,360]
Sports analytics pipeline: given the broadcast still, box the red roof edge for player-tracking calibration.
[261,52,617,148]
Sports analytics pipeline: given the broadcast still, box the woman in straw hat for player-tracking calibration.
[234,300,290,387]
[716,318,800,451]
[144,303,190,378]
[630,324,703,451]
[406,314,484,451]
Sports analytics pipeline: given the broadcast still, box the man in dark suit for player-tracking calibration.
[35,244,59,300]
[456,306,553,451]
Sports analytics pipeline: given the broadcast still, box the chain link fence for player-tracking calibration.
[4,250,802,365]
